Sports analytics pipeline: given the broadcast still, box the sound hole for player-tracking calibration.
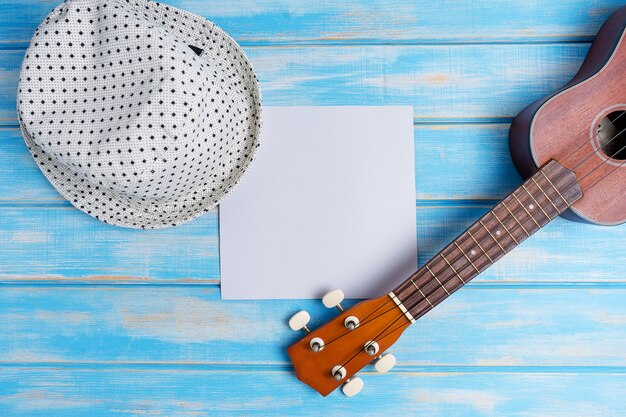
[597,111,626,160]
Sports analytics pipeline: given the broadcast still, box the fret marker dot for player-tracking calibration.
[470,249,477,256]
[496,230,502,236]
[529,204,535,210]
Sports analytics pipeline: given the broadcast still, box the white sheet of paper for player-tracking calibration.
[219,106,417,299]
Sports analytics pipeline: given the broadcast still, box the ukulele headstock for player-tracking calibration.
[286,290,411,397]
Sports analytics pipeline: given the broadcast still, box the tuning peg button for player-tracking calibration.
[374,353,396,373]
[288,310,311,333]
[344,315,360,330]
[331,365,347,381]
[342,377,364,397]
[322,289,345,311]
[309,337,325,352]
[364,341,380,356]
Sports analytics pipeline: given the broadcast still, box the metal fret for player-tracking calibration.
[502,200,530,236]
[439,253,466,284]
[425,265,449,294]
[540,170,569,206]
[467,229,494,263]
[392,160,582,321]
[531,177,560,212]
[512,192,542,228]
[454,241,481,273]
[521,184,552,221]
[410,278,433,307]
[478,219,506,253]
[492,210,519,244]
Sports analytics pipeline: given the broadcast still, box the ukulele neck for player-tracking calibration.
[390,159,583,322]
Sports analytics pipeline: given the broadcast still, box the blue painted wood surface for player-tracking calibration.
[1,1,625,415]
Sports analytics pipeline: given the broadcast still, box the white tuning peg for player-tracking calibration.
[341,377,364,397]
[322,288,345,311]
[374,353,396,373]
[288,310,311,333]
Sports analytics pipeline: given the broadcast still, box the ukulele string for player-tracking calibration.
[322,139,616,351]
[337,129,626,371]
[392,121,626,315]
[560,110,626,168]
[356,134,626,366]
[324,113,626,344]
[349,118,626,337]
[321,120,626,354]
[321,168,571,349]
[324,150,587,351]
[566,123,626,172]
[374,143,626,344]
[577,140,626,192]
[320,297,412,348]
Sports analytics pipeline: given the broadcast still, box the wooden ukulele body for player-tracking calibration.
[510,6,626,225]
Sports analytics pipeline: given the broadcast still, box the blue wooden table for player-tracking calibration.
[1,1,626,415]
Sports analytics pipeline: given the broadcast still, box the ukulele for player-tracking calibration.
[287,6,626,397]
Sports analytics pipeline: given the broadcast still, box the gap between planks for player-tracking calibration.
[0,118,515,129]
[0,199,501,209]
[2,281,626,289]
[0,37,597,50]
[1,362,626,375]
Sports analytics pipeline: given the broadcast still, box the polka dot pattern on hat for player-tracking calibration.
[17,0,262,228]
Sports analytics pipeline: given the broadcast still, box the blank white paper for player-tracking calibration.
[219,106,417,299]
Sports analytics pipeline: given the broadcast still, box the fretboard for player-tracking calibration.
[391,159,583,321]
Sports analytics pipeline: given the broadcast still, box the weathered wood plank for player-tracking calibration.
[2,2,624,416]
[0,207,219,281]
[0,123,520,203]
[0,43,590,121]
[414,123,522,199]
[0,201,622,282]
[416,205,626,281]
[0,129,61,203]
[2,286,626,366]
[0,119,621,282]
[1,0,623,44]
[0,202,622,282]
[5,118,622,284]
[2,367,626,416]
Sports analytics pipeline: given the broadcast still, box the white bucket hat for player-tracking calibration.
[17,0,262,228]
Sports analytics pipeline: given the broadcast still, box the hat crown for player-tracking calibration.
[17,0,261,228]
[20,0,249,201]
[18,0,214,201]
